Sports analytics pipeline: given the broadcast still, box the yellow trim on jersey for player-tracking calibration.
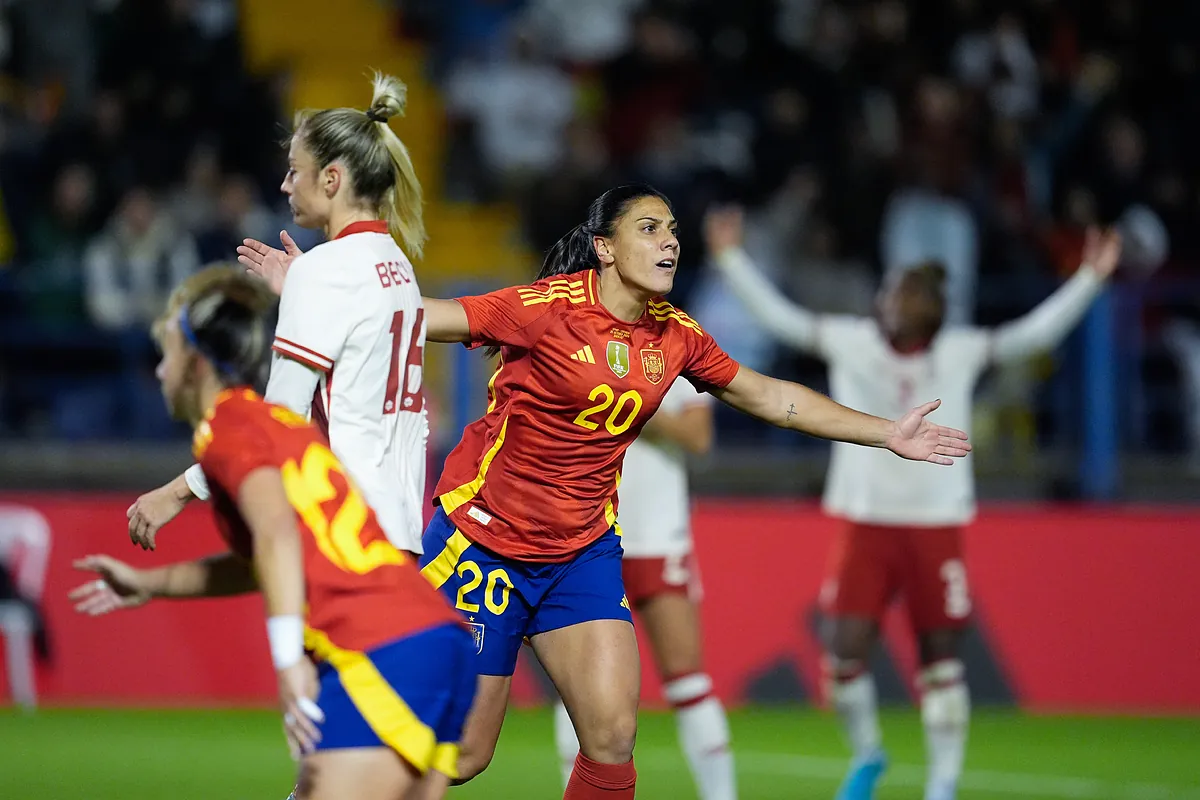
[585,270,597,305]
[603,470,623,537]
[303,627,448,776]
[485,354,504,414]
[439,417,509,516]
[648,300,704,335]
[520,291,587,307]
[420,529,473,590]
[518,277,584,295]
[570,345,596,364]
[518,279,586,306]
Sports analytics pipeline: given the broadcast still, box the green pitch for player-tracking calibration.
[2,707,1198,799]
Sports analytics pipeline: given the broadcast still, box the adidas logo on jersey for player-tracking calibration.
[570,345,596,364]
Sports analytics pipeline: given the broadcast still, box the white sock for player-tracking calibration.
[553,699,580,789]
[919,660,969,798]
[829,667,882,762]
[664,673,737,800]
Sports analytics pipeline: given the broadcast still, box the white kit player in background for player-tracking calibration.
[705,207,1122,800]
[553,377,738,800]
[125,72,431,558]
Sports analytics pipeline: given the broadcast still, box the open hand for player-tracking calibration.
[703,206,744,256]
[278,659,323,760]
[127,480,190,551]
[1080,226,1122,279]
[69,555,153,615]
[886,400,972,465]
[238,230,303,295]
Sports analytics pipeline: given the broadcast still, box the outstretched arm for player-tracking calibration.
[70,551,257,615]
[239,232,474,345]
[712,366,971,465]
[990,228,1121,364]
[424,298,472,343]
[704,207,821,352]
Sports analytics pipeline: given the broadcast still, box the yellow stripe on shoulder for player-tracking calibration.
[648,299,700,325]
[649,307,705,335]
[520,290,588,307]
[518,279,585,297]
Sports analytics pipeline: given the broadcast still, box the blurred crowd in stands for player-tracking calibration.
[1,0,1199,465]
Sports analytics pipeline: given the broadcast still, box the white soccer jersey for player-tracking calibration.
[271,221,428,553]
[712,246,1106,527]
[814,317,990,525]
[617,377,710,557]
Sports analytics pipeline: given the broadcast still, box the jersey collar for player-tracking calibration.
[334,220,389,239]
[586,269,658,328]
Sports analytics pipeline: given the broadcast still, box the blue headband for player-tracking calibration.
[178,305,239,377]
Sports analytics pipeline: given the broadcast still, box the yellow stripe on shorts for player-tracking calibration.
[420,530,473,590]
[304,627,445,776]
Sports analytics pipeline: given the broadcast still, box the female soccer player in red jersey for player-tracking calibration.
[551,377,739,799]
[241,183,971,799]
[69,268,475,800]
[705,207,1121,800]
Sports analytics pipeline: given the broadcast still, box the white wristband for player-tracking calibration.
[267,615,304,670]
[184,464,211,502]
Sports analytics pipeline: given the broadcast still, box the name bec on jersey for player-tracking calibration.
[375,260,415,289]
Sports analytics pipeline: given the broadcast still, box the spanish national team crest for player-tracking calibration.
[606,340,630,378]
[640,348,665,385]
[467,622,485,655]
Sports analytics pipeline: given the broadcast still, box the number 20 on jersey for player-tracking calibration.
[573,383,644,435]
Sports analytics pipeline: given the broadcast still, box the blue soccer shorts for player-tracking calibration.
[418,507,633,676]
[311,622,477,778]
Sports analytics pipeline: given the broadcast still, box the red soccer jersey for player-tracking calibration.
[434,269,740,562]
[195,389,459,656]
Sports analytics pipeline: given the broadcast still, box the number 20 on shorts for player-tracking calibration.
[573,384,644,435]
[455,561,514,615]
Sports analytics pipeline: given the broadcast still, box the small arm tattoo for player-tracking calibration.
[786,403,797,421]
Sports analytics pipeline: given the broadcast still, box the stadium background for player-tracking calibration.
[1,1,1198,798]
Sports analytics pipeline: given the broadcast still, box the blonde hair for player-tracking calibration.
[293,72,426,258]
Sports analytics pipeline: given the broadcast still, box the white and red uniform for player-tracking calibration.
[186,220,429,555]
[715,246,1106,631]
[617,376,711,606]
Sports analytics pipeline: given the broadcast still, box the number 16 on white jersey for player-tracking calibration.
[271,224,429,555]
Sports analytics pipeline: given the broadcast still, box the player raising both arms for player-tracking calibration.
[128,72,431,558]
[70,268,475,800]
[243,183,971,799]
[552,376,738,799]
[705,208,1121,800]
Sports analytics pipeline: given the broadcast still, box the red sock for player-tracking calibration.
[563,753,636,799]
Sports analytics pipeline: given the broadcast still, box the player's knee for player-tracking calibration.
[919,659,969,729]
[919,628,962,663]
[578,707,638,764]
[825,618,875,662]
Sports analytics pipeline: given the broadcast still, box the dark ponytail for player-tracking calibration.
[535,183,673,281]
[537,223,601,281]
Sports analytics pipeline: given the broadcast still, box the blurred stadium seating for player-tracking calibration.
[1,0,1198,499]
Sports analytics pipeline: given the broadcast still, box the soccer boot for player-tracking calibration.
[834,748,888,800]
